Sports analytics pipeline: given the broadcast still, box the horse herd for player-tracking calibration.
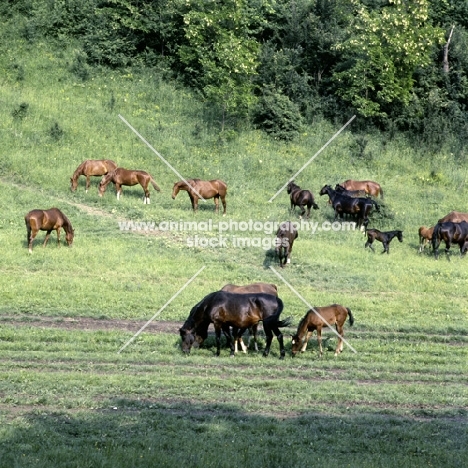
[179,281,354,359]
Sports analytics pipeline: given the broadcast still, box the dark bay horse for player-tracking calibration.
[70,159,117,192]
[432,221,468,259]
[172,179,227,215]
[286,181,319,218]
[179,291,290,359]
[365,228,403,254]
[275,221,298,267]
[341,179,383,198]
[221,282,278,352]
[418,226,434,253]
[25,208,74,254]
[98,168,161,204]
[291,304,354,357]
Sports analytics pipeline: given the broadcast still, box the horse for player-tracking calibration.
[70,159,117,192]
[437,211,468,223]
[418,226,434,253]
[179,291,290,359]
[334,184,368,198]
[432,221,468,260]
[275,221,298,267]
[24,208,74,254]
[340,179,383,198]
[286,181,319,218]
[365,228,403,254]
[172,179,227,215]
[98,168,161,204]
[291,304,354,357]
[221,282,278,352]
[319,185,379,230]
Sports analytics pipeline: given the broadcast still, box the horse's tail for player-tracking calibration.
[346,308,354,326]
[372,200,380,212]
[379,187,384,199]
[432,223,442,254]
[312,201,320,210]
[277,316,292,328]
[150,177,161,192]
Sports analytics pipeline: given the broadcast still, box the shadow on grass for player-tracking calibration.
[1,399,466,468]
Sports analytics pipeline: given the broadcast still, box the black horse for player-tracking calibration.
[335,184,367,198]
[319,185,379,230]
[365,229,403,254]
[287,182,319,218]
[432,221,468,260]
[275,221,298,267]
[179,291,290,359]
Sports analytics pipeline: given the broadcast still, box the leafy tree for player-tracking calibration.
[333,0,445,118]
[178,0,259,130]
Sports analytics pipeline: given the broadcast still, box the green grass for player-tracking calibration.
[0,14,467,468]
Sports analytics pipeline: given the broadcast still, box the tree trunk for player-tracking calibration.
[443,25,455,73]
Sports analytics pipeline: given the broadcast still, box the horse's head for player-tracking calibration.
[286,181,297,194]
[65,228,74,247]
[171,182,181,199]
[335,184,345,192]
[319,185,331,196]
[291,334,303,356]
[179,327,197,354]
[98,175,110,197]
[70,177,77,192]
[397,231,403,242]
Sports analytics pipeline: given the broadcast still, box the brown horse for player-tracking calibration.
[172,179,227,215]
[418,226,434,253]
[98,168,161,204]
[25,208,74,254]
[286,181,319,218]
[275,221,298,267]
[438,211,468,223]
[340,179,383,198]
[221,282,278,352]
[70,159,117,192]
[291,304,354,357]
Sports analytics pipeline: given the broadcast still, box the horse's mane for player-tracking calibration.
[72,161,87,178]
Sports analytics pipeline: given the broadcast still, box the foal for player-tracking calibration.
[365,228,403,254]
[275,221,298,267]
[418,226,434,253]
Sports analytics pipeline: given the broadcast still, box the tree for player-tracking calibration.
[332,0,444,118]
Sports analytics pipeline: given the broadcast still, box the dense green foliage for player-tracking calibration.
[1,3,467,467]
[7,0,466,149]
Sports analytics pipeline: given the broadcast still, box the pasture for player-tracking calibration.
[0,29,467,467]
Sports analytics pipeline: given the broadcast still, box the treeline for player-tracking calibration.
[5,0,468,153]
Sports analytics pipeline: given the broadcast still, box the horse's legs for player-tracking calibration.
[43,230,53,248]
[300,331,313,352]
[365,239,375,252]
[317,326,323,356]
[28,227,37,253]
[220,196,226,216]
[262,325,274,357]
[116,184,122,200]
[214,325,224,356]
[382,242,389,254]
[269,323,285,360]
[142,182,151,204]
[213,195,219,214]
[85,175,91,193]
[335,323,344,356]
[249,324,259,352]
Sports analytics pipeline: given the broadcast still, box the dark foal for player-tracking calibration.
[365,229,403,254]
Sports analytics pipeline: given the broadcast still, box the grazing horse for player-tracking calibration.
[98,168,161,204]
[438,211,468,223]
[172,179,227,215]
[286,181,319,218]
[341,179,383,198]
[70,159,117,192]
[25,208,74,254]
[291,304,354,357]
[221,282,278,352]
[365,228,403,254]
[275,221,298,267]
[179,291,290,359]
[418,226,434,253]
[432,221,468,260]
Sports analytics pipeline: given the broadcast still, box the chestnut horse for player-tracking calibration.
[70,159,117,192]
[340,179,383,198]
[221,282,278,352]
[291,304,354,357]
[25,208,74,254]
[172,179,227,214]
[438,211,468,223]
[98,168,161,204]
[180,291,289,359]
[418,226,434,253]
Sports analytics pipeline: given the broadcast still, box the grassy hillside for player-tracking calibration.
[0,16,467,468]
